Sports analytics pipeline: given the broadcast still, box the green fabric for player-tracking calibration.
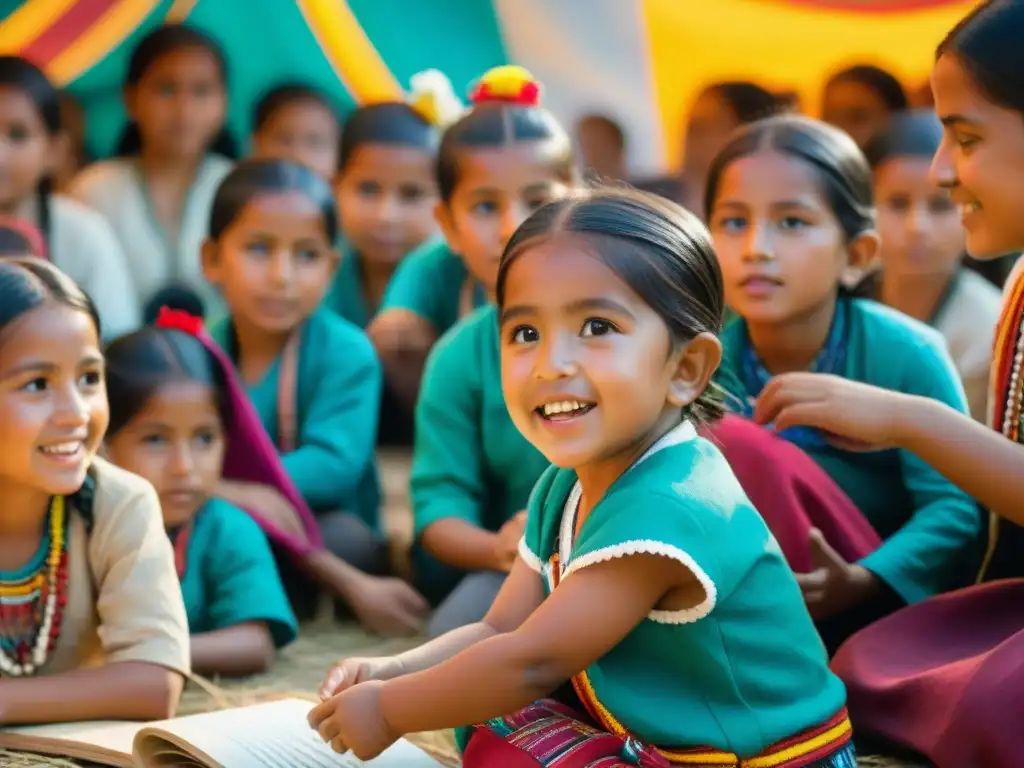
[178,498,298,649]
[716,298,981,604]
[411,304,550,539]
[209,308,383,530]
[322,244,372,329]
[514,424,845,755]
[378,239,488,335]
[59,0,508,160]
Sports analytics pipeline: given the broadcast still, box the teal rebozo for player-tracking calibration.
[706,115,981,649]
[104,323,297,678]
[403,67,577,637]
[202,159,429,636]
[308,188,855,768]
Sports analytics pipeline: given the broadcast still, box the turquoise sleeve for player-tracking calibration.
[520,466,560,572]
[378,243,451,329]
[282,329,382,508]
[410,325,485,537]
[205,509,298,648]
[859,339,982,603]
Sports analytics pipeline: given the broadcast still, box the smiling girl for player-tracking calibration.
[0,258,189,723]
[709,115,980,648]
[309,188,853,767]
[757,4,1024,764]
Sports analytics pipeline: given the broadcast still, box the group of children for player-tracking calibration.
[0,1,1022,765]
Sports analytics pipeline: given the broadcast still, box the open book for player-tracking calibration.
[0,699,448,767]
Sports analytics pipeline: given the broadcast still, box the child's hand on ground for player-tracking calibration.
[309,680,397,759]
[319,655,405,700]
[217,480,309,541]
[491,511,527,573]
[349,576,430,637]
[796,528,880,620]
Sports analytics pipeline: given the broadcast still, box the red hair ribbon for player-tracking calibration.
[155,306,204,336]
[469,65,542,107]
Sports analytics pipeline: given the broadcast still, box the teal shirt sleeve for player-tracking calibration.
[858,335,982,603]
[203,503,298,648]
[520,465,561,573]
[283,323,383,507]
[410,317,486,537]
[378,240,464,332]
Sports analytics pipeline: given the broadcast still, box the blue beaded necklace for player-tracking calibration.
[737,298,849,450]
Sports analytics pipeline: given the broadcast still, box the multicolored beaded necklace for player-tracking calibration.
[0,496,69,676]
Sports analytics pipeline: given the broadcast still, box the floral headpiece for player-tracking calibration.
[407,69,465,128]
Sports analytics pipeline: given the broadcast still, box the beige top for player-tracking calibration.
[41,457,190,677]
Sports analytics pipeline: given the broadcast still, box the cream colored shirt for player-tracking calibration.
[42,457,191,677]
[15,195,141,340]
[67,155,232,318]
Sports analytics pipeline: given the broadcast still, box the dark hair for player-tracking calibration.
[105,326,226,438]
[0,57,61,248]
[116,24,237,159]
[863,109,943,169]
[0,257,100,338]
[826,65,909,113]
[437,102,574,203]
[497,187,725,424]
[253,83,338,133]
[937,0,1024,114]
[704,81,784,125]
[705,115,876,244]
[578,114,626,150]
[339,101,437,173]
[208,158,339,244]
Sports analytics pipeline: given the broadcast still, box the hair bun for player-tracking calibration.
[469,65,542,107]
[408,69,465,128]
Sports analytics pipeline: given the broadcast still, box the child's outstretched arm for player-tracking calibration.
[756,373,1024,524]
[311,552,696,759]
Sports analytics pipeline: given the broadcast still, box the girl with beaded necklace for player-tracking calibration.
[755,3,1024,764]
[0,258,189,723]
[709,114,980,652]
[309,188,855,767]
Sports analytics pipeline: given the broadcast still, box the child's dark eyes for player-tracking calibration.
[778,216,809,231]
[509,325,539,344]
[399,185,426,203]
[471,200,498,215]
[580,317,616,337]
[884,194,911,213]
[357,181,381,197]
[296,247,322,262]
[714,216,746,233]
[245,239,271,255]
[195,430,217,446]
[141,433,165,446]
[22,377,47,393]
[79,371,102,387]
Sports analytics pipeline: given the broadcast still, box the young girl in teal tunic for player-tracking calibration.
[407,68,576,632]
[103,319,298,677]
[707,115,980,649]
[202,159,428,636]
[369,66,577,414]
[309,188,855,768]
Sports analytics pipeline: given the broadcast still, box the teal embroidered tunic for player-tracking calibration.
[177,498,298,648]
[377,238,488,335]
[411,304,551,539]
[209,309,383,530]
[472,421,845,755]
[716,298,982,604]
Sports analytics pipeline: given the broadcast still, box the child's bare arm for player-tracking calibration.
[190,622,276,677]
[377,553,696,734]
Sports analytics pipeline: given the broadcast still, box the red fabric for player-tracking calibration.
[702,414,881,573]
[0,215,47,260]
[832,579,1024,768]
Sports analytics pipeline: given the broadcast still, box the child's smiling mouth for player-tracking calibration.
[535,399,597,422]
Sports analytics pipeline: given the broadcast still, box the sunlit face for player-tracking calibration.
[202,192,338,334]
[500,237,707,470]
[930,53,1024,259]
[710,150,851,326]
[336,143,438,267]
[0,303,107,497]
[683,89,740,180]
[437,141,570,293]
[822,79,892,149]
[875,155,963,279]
[126,46,227,159]
[252,98,340,181]
[106,380,225,528]
[0,86,55,209]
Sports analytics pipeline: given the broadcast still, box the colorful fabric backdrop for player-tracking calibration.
[0,0,979,174]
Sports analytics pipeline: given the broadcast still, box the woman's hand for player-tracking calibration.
[754,373,911,450]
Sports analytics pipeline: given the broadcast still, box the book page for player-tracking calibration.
[0,720,144,767]
[135,699,445,768]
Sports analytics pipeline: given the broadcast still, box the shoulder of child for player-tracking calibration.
[66,159,135,203]
[958,270,1004,319]
[422,304,497,375]
[307,308,379,367]
[196,497,266,542]
[49,194,121,240]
